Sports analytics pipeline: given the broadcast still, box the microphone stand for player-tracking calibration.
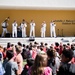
[57,29,59,37]
[61,29,64,37]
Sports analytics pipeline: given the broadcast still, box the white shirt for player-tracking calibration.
[21,23,27,30]
[43,23,46,32]
[30,22,35,30]
[50,22,56,30]
[12,22,17,31]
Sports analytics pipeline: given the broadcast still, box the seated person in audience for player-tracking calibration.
[57,49,75,75]
[27,51,52,75]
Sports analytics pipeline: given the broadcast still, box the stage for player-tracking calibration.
[0,37,75,47]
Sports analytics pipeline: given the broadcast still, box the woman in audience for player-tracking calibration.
[27,51,52,75]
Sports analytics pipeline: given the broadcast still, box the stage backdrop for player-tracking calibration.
[0,10,75,37]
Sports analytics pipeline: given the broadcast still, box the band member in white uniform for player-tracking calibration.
[50,20,56,37]
[21,19,27,37]
[30,20,35,37]
[41,21,46,37]
[12,20,18,37]
[1,20,8,37]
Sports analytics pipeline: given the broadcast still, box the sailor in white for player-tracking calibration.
[21,19,27,37]
[12,20,18,37]
[1,20,8,37]
[30,20,35,37]
[50,20,56,37]
[41,21,46,37]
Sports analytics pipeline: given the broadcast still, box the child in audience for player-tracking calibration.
[27,51,52,75]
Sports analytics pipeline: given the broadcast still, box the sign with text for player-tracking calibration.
[54,20,75,25]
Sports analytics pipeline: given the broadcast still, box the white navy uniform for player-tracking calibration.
[21,23,27,37]
[1,22,8,37]
[12,22,17,37]
[41,22,46,37]
[50,22,56,37]
[30,22,35,37]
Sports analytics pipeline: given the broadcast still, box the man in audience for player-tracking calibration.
[15,46,23,75]
[57,49,75,75]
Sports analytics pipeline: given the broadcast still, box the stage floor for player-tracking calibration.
[0,37,75,47]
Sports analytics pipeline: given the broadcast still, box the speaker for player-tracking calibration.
[0,34,1,37]
[5,33,11,37]
[17,31,22,37]
[61,38,69,42]
[29,38,35,41]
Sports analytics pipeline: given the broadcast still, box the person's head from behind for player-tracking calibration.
[15,46,22,54]
[40,42,44,46]
[6,50,14,60]
[47,50,56,66]
[27,58,34,67]
[47,50,55,58]
[34,51,48,67]
[55,42,59,47]
[71,44,75,50]
[17,42,22,47]
[7,42,11,48]
[31,51,48,75]
[61,49,73,63]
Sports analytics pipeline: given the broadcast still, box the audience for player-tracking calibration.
[0,41,75,75]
